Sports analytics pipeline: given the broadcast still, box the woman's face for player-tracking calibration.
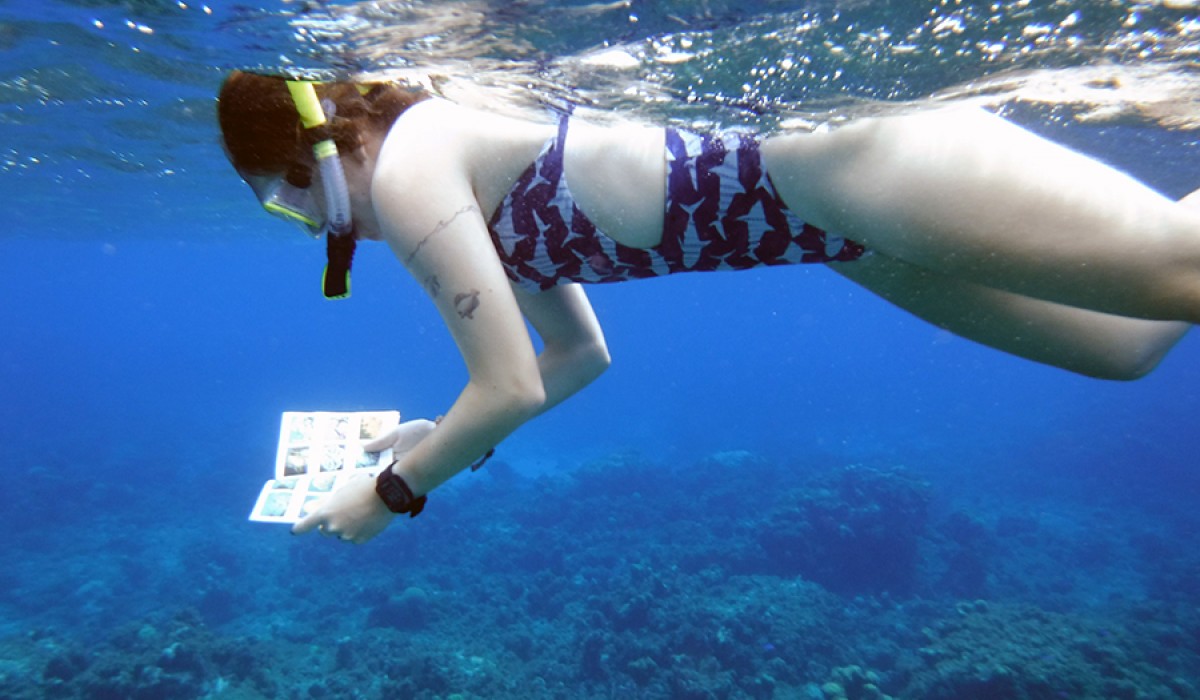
[243,172,326,236]
[241,154,383,242]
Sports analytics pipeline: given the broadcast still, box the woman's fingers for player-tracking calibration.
[363,425,402,452]
[291,509,325,536]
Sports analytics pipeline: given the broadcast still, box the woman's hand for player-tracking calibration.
[291,419,438,544]
[363,418,438,455]
[291,473,394,544]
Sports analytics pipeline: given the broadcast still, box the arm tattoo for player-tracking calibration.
[405,204,479,265]
[424,275,441,299]
[454,289,481,320]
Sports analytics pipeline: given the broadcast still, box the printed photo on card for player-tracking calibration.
[250,410,401,524]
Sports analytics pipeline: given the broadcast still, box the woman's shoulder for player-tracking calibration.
[373,98,556,223]
[395,96,473,125]
[392,97,552,145]
[382,98,553,178]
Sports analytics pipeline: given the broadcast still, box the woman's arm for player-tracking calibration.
[294,114,552,542]
[294,201,544,541]
[514,284,611,414]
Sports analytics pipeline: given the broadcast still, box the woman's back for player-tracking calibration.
[378,98,668,249]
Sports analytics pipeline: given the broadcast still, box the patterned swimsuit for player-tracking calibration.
[487,116,865,292]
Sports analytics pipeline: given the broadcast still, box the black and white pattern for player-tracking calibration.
[488,117,865,292]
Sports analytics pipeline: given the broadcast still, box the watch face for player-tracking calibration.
[376,464,425,516]
[376,467,409,505]
[382,482,409,507]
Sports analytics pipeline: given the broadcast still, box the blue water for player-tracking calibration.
[4,1,1200,698]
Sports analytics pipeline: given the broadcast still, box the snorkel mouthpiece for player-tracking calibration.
[285,80,356,299]
[324,230,356,299]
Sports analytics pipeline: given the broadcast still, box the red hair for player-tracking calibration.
[217,71,428,176]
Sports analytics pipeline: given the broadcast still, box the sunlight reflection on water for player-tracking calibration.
[2,0,1200,237]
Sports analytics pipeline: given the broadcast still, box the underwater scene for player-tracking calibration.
[4,0,1200,698]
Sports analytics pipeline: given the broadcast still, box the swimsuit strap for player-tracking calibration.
[555,111,570,156]
[540,110,570,189]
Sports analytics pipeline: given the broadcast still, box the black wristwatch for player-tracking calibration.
[375,461,427,517]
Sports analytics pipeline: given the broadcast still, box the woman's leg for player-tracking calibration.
[831,251,1190,379]
[762,106,1200,322]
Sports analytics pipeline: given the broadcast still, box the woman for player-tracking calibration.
[217,71,1197,544]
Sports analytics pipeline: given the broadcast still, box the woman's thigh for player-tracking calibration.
[762,107,1200,321]
[829,252,1189,379]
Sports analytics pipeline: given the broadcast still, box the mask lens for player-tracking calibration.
[260,180,325,237]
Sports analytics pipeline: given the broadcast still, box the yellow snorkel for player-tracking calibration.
[286,80,356,300]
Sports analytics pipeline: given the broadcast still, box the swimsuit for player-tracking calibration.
[487,116,866,292]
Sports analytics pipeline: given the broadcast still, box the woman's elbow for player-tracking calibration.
[581,339,612,382]
[506,378,548,417]
[472,364,548,418]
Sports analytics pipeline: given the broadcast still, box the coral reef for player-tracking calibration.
[897,602,1197,699]
[820,665,893,700]
[3,451,1199,698]
[758,465,931,594]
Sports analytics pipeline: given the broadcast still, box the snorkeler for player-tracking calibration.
[217,71,1198,544]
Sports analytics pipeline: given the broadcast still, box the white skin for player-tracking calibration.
[291,97,1198,543]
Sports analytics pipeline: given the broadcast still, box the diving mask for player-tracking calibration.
[259,172,324,237]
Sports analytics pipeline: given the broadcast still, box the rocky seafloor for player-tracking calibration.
[4,450,1200,699]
